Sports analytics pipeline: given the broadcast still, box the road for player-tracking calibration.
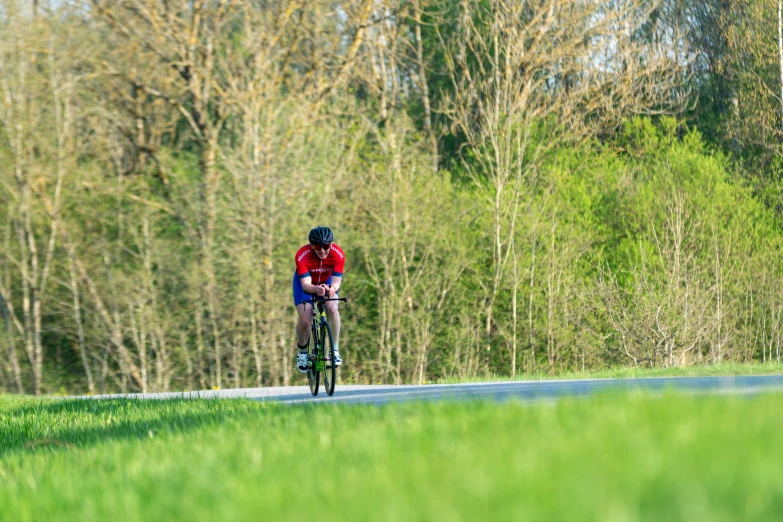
[86,374,783,405]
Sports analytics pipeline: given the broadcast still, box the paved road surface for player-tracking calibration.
[85,374,783,405]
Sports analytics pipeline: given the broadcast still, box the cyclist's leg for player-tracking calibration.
[295,303,313,345]
[324,299,340,346]
[293,274,313,373]
[313,275,342,364]
[324,299,342,366]
[292,274,312,346]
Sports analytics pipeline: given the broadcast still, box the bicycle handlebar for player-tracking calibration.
[300,296,349,305]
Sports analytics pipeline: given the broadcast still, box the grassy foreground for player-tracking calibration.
[2,394,783,521]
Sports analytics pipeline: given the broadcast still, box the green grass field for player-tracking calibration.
[435,361,783,384]
[2,392,783,521]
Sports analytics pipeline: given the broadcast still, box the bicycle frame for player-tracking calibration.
[301,295,347,396]
[310,300,328,372]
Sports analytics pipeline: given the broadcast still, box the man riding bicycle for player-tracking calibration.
[293,226,344,373]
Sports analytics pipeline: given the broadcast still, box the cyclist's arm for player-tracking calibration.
[328,247,344,298]
[300,276,326,296]
[327,276,342,297]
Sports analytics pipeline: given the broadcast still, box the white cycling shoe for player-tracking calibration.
[332,349,342,367]
[297,351,309,373]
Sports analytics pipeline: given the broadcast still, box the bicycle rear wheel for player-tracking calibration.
[321,322,337,396]
[307,324,320,396]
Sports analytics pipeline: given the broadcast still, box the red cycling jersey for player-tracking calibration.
[294,244,345,285]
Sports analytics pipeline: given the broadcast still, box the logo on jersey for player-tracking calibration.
[297,251,309,262]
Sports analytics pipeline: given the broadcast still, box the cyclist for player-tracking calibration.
[293,226,344,373]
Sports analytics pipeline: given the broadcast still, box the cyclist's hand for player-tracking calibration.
[326,285,336,297]
[315,285,327,296]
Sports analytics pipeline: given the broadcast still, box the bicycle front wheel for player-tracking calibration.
[321,322,337,396]
[307,324,320,396]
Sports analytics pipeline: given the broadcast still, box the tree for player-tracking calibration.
[0,3,78,394]
[438,0,687,367]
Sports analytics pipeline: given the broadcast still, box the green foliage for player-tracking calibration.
[611,118,780,273]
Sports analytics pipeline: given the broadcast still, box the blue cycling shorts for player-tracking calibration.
[292,272,337,307]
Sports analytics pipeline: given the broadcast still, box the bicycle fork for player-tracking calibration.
[310,310,328,371]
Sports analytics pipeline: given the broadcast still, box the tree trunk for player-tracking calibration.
[67,243,94,394]
[248,292,262,386]
[528,238,537,369]
[779,0,783,132]
[512,240,518,377]
[413,0,438,172]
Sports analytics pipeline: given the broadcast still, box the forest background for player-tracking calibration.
[3,0,783,395]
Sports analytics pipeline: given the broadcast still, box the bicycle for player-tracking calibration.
[300,295,348,396]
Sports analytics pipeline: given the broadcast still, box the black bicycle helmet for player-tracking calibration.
[309,226,334,245]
